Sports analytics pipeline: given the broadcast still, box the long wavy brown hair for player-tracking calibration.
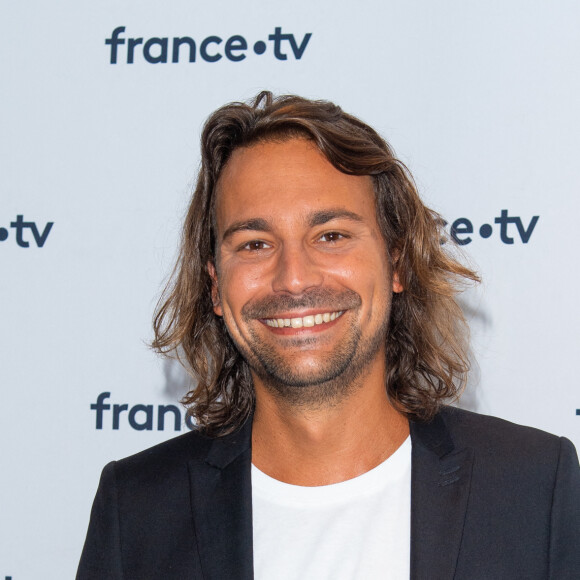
[152,91,479,436]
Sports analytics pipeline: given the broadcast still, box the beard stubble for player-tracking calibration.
[229,287,390,408]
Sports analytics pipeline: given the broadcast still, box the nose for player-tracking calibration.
[271,243,324,295]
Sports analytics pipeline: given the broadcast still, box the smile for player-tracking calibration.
[263,311,344,329]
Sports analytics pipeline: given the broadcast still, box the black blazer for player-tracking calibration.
[77,407,580,579]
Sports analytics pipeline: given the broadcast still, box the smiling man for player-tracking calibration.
[77,93,580,579]
[212,140,400,409]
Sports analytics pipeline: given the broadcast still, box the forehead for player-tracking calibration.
[214,139,377,234]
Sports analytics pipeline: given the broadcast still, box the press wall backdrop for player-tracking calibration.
[2,1,579,577]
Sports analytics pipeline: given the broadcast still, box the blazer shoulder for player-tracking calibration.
[438,406,571,467]
[111,417,253,488]
[112,429,214,486]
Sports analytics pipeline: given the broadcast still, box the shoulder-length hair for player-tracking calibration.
[152,91,479,436]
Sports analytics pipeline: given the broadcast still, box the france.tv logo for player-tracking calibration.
[0,215,54,248]
[105,26,312,64]
[444,210,539,245]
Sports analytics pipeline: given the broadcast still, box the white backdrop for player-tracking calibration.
[2,1,579,577]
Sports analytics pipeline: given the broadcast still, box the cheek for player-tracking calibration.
[336,254,392,318]
[326,250,391,289]
[321,252,363,282]
[218,261,273,315]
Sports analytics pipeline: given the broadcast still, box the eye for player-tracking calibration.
[240,240,271,252]
[319,231,346,243]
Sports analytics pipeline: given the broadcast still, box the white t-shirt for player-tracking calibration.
[252,437,411,580]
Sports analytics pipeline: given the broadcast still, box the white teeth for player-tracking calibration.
[265,311,343,328]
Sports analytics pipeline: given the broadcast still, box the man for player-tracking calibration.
[77,92,580,579]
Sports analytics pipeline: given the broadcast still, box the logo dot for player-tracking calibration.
[253,41,266,55]
[0,227,8,242]
[479,224,492,238]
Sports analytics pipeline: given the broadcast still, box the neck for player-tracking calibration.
[251,357,409,486]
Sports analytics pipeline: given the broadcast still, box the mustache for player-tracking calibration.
[242,288,362,320]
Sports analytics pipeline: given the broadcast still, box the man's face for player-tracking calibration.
[210,138,402,405]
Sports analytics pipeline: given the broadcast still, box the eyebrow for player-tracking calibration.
[220,208,365,243]
[307,209,365,228]
[222,218,272,243]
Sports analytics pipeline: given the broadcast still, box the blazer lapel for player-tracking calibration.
[410,413,474,580]
[188,419,254,580]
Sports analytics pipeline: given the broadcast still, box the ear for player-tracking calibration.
[207,261,223,316]
[392,271,404,294]
[390,250,404,293]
